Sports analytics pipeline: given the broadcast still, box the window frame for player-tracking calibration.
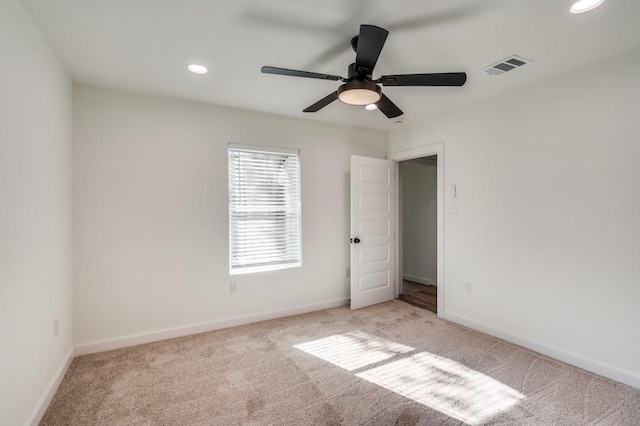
[228,143,302,275]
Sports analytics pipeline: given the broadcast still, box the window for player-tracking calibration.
[228,144,301,274]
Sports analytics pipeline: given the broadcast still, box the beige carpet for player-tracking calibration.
[41,300,640,425]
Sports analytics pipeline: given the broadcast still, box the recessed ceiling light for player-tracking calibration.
[365,104,378,111]
[187,64,208,74]
[570,0,605,14]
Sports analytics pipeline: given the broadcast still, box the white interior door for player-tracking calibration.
[350,155,395,310]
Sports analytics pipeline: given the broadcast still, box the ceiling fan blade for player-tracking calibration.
[303,91,338,113]
[387,2,495,32]
[243,9,332,34]
[379,72,467,87]
[354,25,389,75]
[305,40,352,70]
[376,94,403,119]
[261,66,344,82]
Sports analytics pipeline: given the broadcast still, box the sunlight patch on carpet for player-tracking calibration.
[294,331,413,371]
[357,352,525,425]
[295,331,525,425]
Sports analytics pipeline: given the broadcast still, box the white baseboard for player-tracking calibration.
[28,347,75,426]
[402,274,434,286]
[75,298,349,356]
[440,311,640,390]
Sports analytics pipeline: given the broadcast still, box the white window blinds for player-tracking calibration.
[228,145,301,274]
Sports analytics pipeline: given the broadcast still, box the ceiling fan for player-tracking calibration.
[261,24,467,119]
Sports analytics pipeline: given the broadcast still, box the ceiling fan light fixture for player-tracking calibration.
[338,81,382,106]
[570,0,605,13]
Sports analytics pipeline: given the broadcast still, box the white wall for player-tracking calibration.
[401,161,437,285]
[0,0,73,424]
[73,85,386,348]
[389,49,640,387]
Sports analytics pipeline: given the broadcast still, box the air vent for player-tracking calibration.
[483,55,531,76]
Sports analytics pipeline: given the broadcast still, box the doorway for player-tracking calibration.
[398,156,438,313]
[390,143,445,315]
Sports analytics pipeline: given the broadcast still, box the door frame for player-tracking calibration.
[389,142,445,315]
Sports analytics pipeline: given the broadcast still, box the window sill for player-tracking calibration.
[230,262,301,276]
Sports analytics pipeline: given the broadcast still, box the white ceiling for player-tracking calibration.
[19,0,640,131]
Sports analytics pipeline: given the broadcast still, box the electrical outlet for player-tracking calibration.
[53,318,59,337]
[230,281,237,294]
[464,282,472,294]
[346,267,351,278]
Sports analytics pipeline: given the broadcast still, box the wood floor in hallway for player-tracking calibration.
[399,280,437,313]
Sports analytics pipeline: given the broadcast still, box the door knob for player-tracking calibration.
[352,237,361,244]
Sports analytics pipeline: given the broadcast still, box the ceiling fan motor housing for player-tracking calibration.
[348,62,372,79]
[337,80,382,105]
